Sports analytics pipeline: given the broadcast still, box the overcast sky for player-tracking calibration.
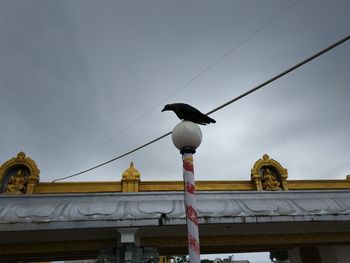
[1,0,349,184]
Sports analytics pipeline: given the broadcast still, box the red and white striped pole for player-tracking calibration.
[172,121,202,263]
[183,152,200,263]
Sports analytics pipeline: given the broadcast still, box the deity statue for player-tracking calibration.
[5,169,28,194]
[261,167,281,191]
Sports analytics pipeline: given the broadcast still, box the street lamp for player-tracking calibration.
[172,121,202,263]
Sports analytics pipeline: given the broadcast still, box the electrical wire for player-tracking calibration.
[206,35,350,115]
[59,0,302,176]
[52,34,350,183]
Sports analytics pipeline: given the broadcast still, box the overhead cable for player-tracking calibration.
[59,0,301,176]
[52,34,350,183]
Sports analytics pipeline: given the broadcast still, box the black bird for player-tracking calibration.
[162,103,216,125]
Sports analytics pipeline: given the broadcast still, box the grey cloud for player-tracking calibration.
[0,0,349,184]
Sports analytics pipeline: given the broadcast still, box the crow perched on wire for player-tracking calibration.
[162,103,216,125]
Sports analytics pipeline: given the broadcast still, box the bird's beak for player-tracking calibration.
[161,106,167,112]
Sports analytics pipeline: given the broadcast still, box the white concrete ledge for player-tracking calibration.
[1,190,350,231]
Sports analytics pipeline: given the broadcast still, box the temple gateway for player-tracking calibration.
[0,152,349,262]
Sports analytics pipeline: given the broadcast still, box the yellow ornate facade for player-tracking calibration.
[0,152,349,194]
[1,152,350,262]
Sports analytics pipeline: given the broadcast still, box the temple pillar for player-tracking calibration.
[96,248,122,263]
[159,256,171,263]
[287,248,302,263]
[118,228,159,263]
[318,246,337,263]
[334,245,350,263]
[269,250,291,263]
[299,247,321,263]
[317,245,350,263]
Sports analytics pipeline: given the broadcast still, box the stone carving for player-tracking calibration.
[5,170,28,194]
[261,167,282,191]
[0,152,40,194]
[0,191,350,230]
[251,154,288,191]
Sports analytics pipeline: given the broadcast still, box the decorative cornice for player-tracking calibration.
[35,182,122,194]
[1,191,350,231]
[139,181,183,191]
[24,179,350,194]
[288,180,350,190]
[139,181,255,192]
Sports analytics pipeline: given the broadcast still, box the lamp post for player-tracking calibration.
[172,121,202,263]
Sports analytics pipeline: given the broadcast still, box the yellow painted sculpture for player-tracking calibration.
[5,169,28,194]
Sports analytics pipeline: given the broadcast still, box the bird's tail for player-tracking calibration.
[206,115,216,124]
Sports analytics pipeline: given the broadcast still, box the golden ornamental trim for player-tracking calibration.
[35,182,122,194]
[10,179,350,194]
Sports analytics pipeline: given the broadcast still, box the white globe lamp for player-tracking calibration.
[171,121,202,154]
